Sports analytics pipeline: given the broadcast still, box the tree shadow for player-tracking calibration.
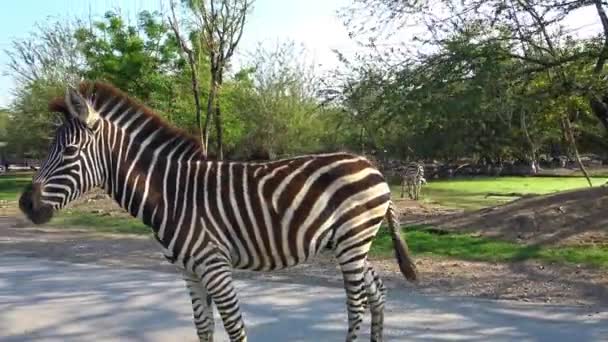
[1,256,607,341]
[427,186,608,246]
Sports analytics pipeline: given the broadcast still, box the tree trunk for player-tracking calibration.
[562,114,593,187]
[189,61,205,155]
[359,126,364,153]
[215,70,224,160]
[590,96,608,132]
[167,3,207,156]
[215,101,223,160]
[590,1,608,133]
[520,111,538,174]
[204,70,217,156]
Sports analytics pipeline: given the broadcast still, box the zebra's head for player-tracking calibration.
[19,86,103,224]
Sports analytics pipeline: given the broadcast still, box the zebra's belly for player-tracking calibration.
[225,221,338,272]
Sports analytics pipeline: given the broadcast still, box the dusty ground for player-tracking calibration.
[2,215,607,308]
[421,186,608,247]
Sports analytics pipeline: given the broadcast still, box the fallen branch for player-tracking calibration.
[484,192,540,198]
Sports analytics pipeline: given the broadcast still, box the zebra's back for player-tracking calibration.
[403,162,424,182]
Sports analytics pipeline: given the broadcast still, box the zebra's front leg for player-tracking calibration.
[182,271,215,342]
[198,257,247,342]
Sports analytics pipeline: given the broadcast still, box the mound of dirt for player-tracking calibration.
[426,186,608,246]
[393,198,463,224]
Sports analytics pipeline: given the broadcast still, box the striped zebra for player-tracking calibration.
[400,162,426,200]
[19,82,418,342]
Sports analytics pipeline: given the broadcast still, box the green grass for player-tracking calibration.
[49,211,149,235]
[0,173,33,201]
[46,214,608,268]
[370,226,608,268]
[393,176,608,210]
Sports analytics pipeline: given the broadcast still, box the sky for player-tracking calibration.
[0,0,358,107]
[0,0,603,107]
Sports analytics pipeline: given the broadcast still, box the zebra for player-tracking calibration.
[19,82,418,342]
[400,162,426,200]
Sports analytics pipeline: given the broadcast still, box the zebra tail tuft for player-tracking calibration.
[386,201,418,282]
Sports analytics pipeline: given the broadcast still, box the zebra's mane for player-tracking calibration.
[49,81,206,157]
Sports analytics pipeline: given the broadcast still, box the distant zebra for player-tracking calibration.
[19,82,418,342]
[400,162,426,200]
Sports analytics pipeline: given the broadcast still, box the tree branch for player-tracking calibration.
[168,0,207,155]
[594,0,608,73]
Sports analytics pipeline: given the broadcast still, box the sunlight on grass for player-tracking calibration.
[50,212,149,235]
[392,176,608,210]
[5,172,606,269]
[0,173,33,201]
[370,226,608,268]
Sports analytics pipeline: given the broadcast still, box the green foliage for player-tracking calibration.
[74,11,193,118]
[6,3,608,164]
[227,42,330,158]
[4,19,83,159]
[7,79,67,158]
[343,37,605,160]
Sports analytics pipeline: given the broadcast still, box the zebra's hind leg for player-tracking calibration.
[182,271,215,342]
[364,264,386,342]
[198,257,247,342]
[338,255,368,342]
[336,236,381,341]
[407,183,414,200]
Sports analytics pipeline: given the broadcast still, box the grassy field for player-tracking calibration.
[372,227,608,269]
[3,173,607,269]
[393,176,608,210]
[0,173,33,201]
[42,217,608,269]
[50,211,149,234]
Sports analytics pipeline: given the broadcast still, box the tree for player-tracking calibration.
[4,19,85,158]
[75,11,185,115]
[169,2,208,155]
[171,0,253,159]
[335,0,608,177]
[343,0,608,131]
[6,20,84,88]
[233,41,326,158]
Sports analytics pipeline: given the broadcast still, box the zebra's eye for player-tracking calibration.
[64,145,79,157]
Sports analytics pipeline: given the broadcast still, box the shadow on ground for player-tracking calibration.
[0,256,606,341]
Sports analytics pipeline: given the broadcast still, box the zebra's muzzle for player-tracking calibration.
[19,183,54,224]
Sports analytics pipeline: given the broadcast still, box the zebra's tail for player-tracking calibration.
[385,201,418,282]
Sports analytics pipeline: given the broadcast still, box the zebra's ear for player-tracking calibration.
[64,85,99,128]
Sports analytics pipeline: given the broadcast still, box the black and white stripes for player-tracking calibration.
[19,82,417,342]
[400,161,426,200]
